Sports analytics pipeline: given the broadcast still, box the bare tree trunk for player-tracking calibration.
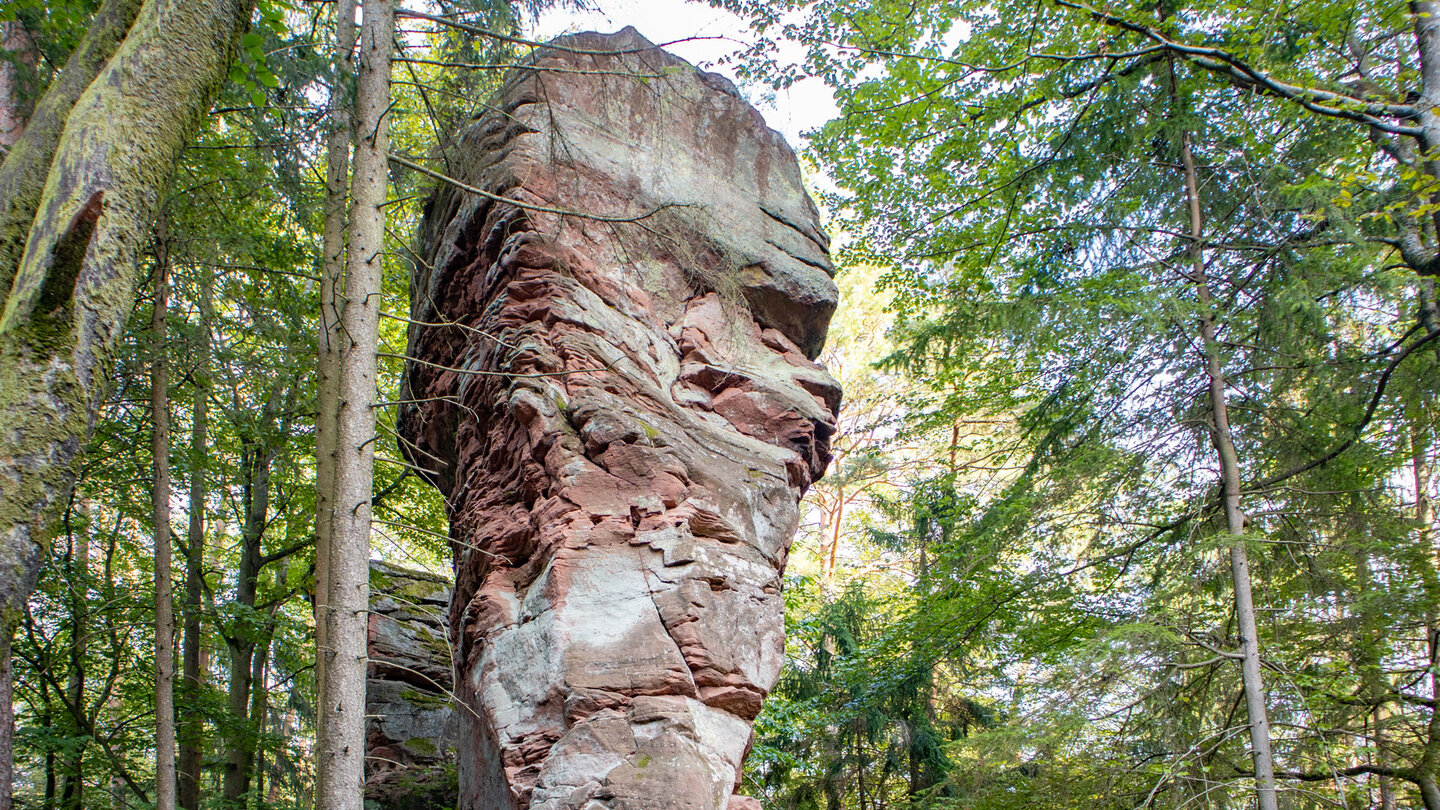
[152,215,177,810]
[222,636,255,805]
[825,484,844,582]
[107,689,126,810]
[179,266,210,810]
[0,0,255,780]
[59,506,89,810]
[854,718,868,810]
[1411,0,1440,243]
[317,1,391,805]
[0,20,38,149]
[1180,132,1278,810]
[223,640,256,807]
[1415,409,1440,810]
[314,0,356,799]
[248,630,273,805]
[0,631,13,810]
[101,514,125,810]
[41,676,55,810]
[223,435,274,806]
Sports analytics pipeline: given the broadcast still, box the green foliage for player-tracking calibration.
[728,0,1440,806]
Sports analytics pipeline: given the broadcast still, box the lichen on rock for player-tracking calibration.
[397,26,840,809]
[365,561,458,809]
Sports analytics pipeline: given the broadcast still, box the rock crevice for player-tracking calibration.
[399,27,839,809]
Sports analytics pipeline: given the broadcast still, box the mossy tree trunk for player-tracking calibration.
[0,0,256,793]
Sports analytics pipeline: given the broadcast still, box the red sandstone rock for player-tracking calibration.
[398,26,839,810]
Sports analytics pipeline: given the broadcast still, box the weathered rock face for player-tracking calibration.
[365,561,458,809]
[397,27,840,809]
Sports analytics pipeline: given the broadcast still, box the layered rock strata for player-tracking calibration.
[397,27,840,809]
[365,561,458,809]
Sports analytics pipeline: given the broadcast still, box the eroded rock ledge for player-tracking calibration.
[397,27,840,809]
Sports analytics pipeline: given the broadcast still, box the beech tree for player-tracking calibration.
[0,0,256,797]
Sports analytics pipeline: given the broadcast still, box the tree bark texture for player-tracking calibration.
[1416,409,1440,810]
[221,423,278,804]
[0,0,143,307]
[151,219,177,810]
[317,0,391,806]
[0,631,13,810]
[313,0,356,799]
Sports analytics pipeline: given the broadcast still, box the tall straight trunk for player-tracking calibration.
[825,484,844,582]
[314,0,356,798]
[248,629,273,803]
[106,689,125,810]
[317,1,391,805]
[42,692,55,810]
[1414,411,1440,809]
[0,0,254,782]
[60,507,89,810]
[1179,132,1277,810]
[222,636,254,806]
[222,436,274,805]
[854,719,868,810]
[152,219,177,810]
[1412,0,1440,234]
[1356,548,1397,809]
[178,267,210,810]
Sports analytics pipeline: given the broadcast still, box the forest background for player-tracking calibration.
[0,0,1437,808]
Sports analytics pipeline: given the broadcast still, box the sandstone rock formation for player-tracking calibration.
[397,27,840,809]
[365,561,458,809]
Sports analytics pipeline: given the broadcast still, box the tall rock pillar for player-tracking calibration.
[397,27,840,809]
